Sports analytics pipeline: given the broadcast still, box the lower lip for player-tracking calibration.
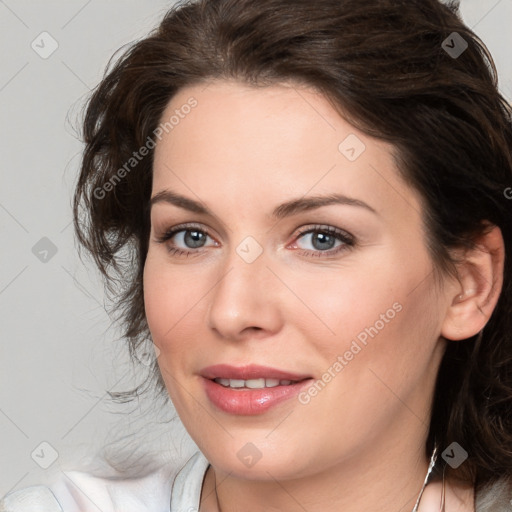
[202,377,313,415]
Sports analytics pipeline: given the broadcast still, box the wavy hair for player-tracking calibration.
[73,0,512,490]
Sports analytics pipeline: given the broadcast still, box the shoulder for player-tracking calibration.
[0,452,209,512]
[418,476,512,512]
[475,477,512,512]
[0,485,64,512]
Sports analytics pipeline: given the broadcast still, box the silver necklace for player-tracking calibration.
[411,445,442,512]
[208,445,444,512]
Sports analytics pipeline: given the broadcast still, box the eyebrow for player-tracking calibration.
[149,190,378,219]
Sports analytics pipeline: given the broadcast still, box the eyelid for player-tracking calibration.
[293,224,354,242]
[154,222,217,245]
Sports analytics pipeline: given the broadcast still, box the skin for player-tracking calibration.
[143,80,504,512]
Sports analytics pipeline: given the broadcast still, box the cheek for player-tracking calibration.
[294,270,441,442]
[142,253,212,361]
[142,257,191,406]
[143,255,182,348]
[296,255,440,378]
[289,263,402,357]
[143,256,167,335]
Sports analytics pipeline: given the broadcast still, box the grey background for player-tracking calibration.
[1,0,511,498]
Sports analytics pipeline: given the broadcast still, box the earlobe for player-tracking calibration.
[441,224,505,341]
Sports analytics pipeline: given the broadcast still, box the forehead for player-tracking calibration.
[151,80,423,222]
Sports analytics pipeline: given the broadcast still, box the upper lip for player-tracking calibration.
[200,364,312,381]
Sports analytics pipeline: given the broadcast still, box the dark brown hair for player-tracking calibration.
[73,0,512,490]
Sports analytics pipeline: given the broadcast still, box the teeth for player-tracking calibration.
[246,378,266,389]
[214,378,295,388]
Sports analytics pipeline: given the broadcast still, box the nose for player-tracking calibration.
[206,246,283,341]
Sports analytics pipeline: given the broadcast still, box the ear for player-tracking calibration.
[441,224,505,341]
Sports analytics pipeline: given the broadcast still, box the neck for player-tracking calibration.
[200,426,431,512]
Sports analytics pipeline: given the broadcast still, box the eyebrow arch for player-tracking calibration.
[150,190,378,218]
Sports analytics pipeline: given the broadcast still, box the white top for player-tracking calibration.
[0,451,210,512]
[1,451,511,511]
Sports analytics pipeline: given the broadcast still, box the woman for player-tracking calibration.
[2,0,511,510]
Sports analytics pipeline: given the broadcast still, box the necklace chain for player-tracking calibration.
[209,445,444,512]
[412,445,444,512]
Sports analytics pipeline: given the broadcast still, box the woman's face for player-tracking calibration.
[144,80,452,480]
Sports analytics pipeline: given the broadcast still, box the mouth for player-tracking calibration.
[200,363,312,383]
[212,377,307,389]
[200,364,314,415]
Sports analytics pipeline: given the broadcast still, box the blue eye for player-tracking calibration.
[155,224,216,257]
[172,229,208,249]
[293,225,355,256]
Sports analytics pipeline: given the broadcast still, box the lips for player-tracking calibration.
[200,364,313,415]
[200,364,311,382]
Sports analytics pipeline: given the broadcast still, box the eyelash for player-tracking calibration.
[154,223,355,258]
